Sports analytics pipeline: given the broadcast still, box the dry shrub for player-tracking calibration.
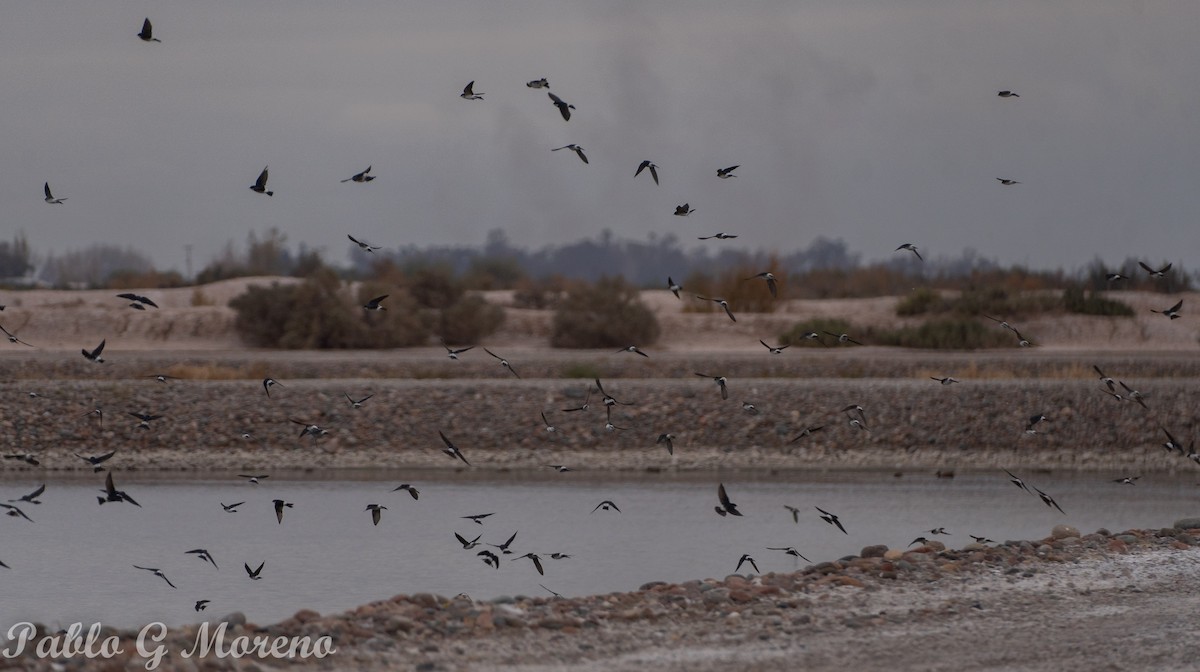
[683,256,784,315]
[551,276,660,348]
[438,294,506,345]
[230,269,429,349]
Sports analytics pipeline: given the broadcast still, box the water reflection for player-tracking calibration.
[0,470,1192,629]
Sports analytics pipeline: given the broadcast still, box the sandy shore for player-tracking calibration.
[7,523,1198,671]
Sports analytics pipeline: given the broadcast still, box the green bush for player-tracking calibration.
[230,270,429,349]
[1063,287,1134,316]
[778,318,855,347]
[873,318,1011,350]
[438,294,506,345]
[895,288,943,316]
[551,276,660,348]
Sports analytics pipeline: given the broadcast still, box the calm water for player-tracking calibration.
[0,470,1195,630]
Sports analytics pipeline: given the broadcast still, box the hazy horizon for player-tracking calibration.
[4,1,1198,274]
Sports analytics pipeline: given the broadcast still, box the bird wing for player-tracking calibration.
[44,182,52,199]
[635,161,647,177]
[717,483,731,507]
[649,165,658,184]
[1138,261,1154,273]
[255,167,269,189]
[93,339,106,357]
[1170,299,1183,312]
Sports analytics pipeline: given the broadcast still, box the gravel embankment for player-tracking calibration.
[7,522,1200,671]
[1,370,1197,475]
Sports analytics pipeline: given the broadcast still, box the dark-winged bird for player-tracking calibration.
[551,144,588,164]
[460,81,484,100]
[133,565,176,588]
[137,18,161,42]
[249,167,273,196]
[716,483,741,516]
[439,430,470,465]
[82,339,106,363]
[341,166,376,183]
[635,160,659,185]
[735,554,759,574]
[44,182,66,204]
[816,506,847,534]
[547,92,574,120]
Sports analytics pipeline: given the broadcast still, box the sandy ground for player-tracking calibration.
[0,278,1196,352]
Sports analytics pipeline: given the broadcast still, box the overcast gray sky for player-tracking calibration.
[4,0,1199,275]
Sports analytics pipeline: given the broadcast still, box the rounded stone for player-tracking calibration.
[1051,524,1080,539]
[860,544,888,559]
[1174,518,1200,530]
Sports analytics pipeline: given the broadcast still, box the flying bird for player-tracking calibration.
[996,178,1020,186]
[547,92,575,120]
[816,506,847,534]
[895,244,923,260]
[1033,486,1065,514]
[482,348,520,378]
[1112,476,1140,485]
[262,377,281,397]
[345,393,373,409]
[43,182,66,204]
[735,554,759,574]
[244,562,265,580]
[461,513,494,525]
[137,18,160,42]
[667,277,682,299]
[460,81,484,100]
[551,144,588,164]
[674,203,696,216]
[789,426,824,442]
[98,472,140,507]
[81,339,106,363]
[1151,299,1183,320]
[656,433,675,455]
[392,483,420,500]
[1094,365,1116,392]
[997,90,1020,98]
[363,295,388,311]
[716,166,739,179]
[1106,273,1128,283]
[442,341,475,360]
[1139,261,1172,279]
[823,331,863,346]
[132,565,176,588]
[117,293,159,309]
[716,483,742,516]
[272,499,293,524]
[478,550,500,569]
[697,233,738,240]
[488,530,519,554]
[695,296,736,322]
[695,373,729,400]
[129,411,164,430]
[526,78,549,89]
[760,340,788,354]
[221,502,244,512]
[930,376,959,385]
[515,552,545,576]
[616,345,649,358]
[249,167,273,196]
[3,453,40,467]
[540,412,557,433]
[438,430,470,465]
[1025,414,1050,433]
[365,504,388,526]
[0,503,33,522]
[195,600,210,612]
[186,549,218,570]
[1118,381,1149,409]
[347,235,381,252]
[341,166,376,183]
[76,450,115,472]
[591,500,620,513]
[238,474,268,484]
[455,532,482,549]
[744,272,778,297]
[1003,469,1029,492]
[635,161,659,185]
[766,546,811,562]
[0,325,33,347]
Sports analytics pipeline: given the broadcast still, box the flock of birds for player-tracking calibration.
[4,17,1194,620]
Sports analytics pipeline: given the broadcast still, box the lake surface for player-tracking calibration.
[0,470,1195,630]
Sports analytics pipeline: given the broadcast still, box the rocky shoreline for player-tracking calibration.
[7,521,1200,671]
[0,373,1197,475]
